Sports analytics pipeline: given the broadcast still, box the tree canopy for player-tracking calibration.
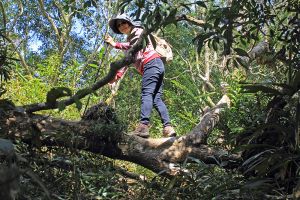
[0,0,299,199]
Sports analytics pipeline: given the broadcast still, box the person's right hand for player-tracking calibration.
[104,34,115,46]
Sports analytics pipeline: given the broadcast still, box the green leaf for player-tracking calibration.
[242,150,274,174]
[98,46,106,60]
[88,63,98,69]
[194,31,216,53]
[162,8,178,27]
[212,40,218,51]
[234,48,249,57]
[235,57,249,69]
[91,0,97,7]
[195,1,207,8]
[83,0,91,8]
[242,179,272,190]
[242,85,282,95]
[214,18,221,28]
[136,0,145,8]
[180,3,192,12]
[75,100,82,111]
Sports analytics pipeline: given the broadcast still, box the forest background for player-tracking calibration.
[0,0,299,199]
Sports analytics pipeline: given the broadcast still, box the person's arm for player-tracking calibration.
[114,42,131,50]
[104,34,131,50]
[103,34,128,83]
[105,28,144,50]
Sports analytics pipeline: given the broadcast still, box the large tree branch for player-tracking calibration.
[22,29,150,113]
[184,94,230,145]
[2,93,240,176]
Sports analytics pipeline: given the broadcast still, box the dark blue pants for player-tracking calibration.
[140,58,171,127]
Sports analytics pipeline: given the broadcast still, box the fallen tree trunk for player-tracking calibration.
[1,95,240,176]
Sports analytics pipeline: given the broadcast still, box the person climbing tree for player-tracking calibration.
[104,13,176,138]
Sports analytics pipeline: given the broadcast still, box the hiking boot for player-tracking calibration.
[131,123,150,138]
[163,125,176,137]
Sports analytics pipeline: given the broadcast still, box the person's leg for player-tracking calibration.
[139,58,175,137]
[153,74,171,127]
[140,58,163,125]
[133,58,161,138]
[151,59,176,137]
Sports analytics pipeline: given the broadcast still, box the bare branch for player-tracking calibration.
[53,0,69,25]
[38,0,61,49]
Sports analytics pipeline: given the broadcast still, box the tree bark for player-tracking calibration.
[1,94,240,176]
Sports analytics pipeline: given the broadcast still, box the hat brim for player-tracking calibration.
[108,18,133,34]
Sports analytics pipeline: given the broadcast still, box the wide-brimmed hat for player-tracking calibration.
[108,13,142,34]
